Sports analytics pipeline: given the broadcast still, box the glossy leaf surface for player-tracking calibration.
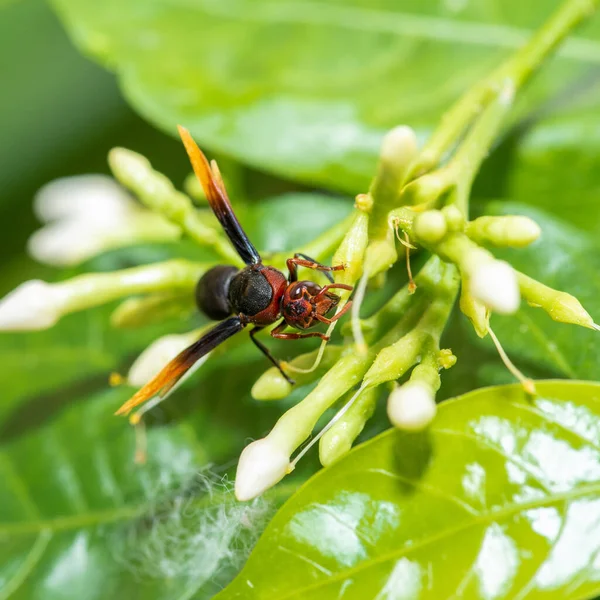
[219,381,600,599]
[50,0,600,192]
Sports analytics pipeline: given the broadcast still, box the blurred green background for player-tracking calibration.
[0,0,186,294]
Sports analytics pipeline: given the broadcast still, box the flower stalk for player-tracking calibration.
[2,0,599,501]
[109,148,242,265]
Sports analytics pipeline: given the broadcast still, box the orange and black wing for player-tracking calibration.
[178,125,261,266]
[115,317,245,416]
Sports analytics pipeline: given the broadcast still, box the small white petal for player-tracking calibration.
[470,260,520,315]
[387,382,437,431]
[128,333,200,387]
[27,220,109,267]
[235,438,290,501]
[34,175,135,223]
[0,280,64,331]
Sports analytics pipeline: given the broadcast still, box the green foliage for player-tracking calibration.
[219,381,600,599]
[4,0,600,597]
[0,188,348,598]
[0,380,293,599]
[49,0,600,192]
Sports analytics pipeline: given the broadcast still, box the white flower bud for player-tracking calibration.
[29,173,180,267]
[0,280,65,331]
[33,175,134,223]
[128,332,201,387]
[28,212,179,267]
[470,259,520,315]
[28,220,110,267]
[387,382,437,431]
[235,438,290,501]
[380,126,418,166]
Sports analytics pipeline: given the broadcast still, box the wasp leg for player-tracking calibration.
[314,283,353,301]
[250,325,295,385]
[287,253,345,283]
[314,300,353,325]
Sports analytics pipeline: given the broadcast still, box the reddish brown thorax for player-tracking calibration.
[281,280,341,329]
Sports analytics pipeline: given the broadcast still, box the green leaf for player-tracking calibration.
[499,93,600,233]
[480,202,600,381]
[218,381,600,600]
[49,0,600,192]
[0,330,314,598]
[0,383,298,600]
[0,184,349,597]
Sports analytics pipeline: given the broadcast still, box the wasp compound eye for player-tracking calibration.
[289,280,321,300]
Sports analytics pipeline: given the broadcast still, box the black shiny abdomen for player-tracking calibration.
[195,265,238,320]
[228,266,273,316]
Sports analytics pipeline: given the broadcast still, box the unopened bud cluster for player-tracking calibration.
[1,66,597,509]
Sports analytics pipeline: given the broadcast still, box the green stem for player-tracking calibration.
[411,0,598,175]
[446,85,514,215]
[56,260,206,314]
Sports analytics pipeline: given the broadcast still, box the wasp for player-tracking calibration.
[115,126,353,417]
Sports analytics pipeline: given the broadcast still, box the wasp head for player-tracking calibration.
[281,280,341,330]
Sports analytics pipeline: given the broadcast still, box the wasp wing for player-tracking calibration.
[178,125,261,266]
[115,317,244,416]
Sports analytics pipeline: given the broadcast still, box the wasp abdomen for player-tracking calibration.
[196,265,238,320]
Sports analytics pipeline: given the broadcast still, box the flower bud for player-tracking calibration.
[369,126,418,238]
[110,293,195,329]
[412,210,448,245]
[441,205,465,232]
[109,147,240,264]
[332,211,369,286]
[319,387,377,467]
[438,348,457,370]
[28,220,109,267]
[252,370,293,402]
[28,213,179,267]
[387,381,437,431]
[0,280,65,331]
[235,438,291,501]
[109,148,190,219]
[362,329,426,389]
[379,125,418,168]
[469,260,520,315]
[33,175,134,223]
[29,173,179,267]
[128,331,201,386]
[466,215,541,248]
[354,193,373,213]
[517,272,595,328]
[459,284,489,337]
[252,345,343,401]
[362,227,398,277]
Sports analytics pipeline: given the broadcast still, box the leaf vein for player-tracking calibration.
[365,467,480,516]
